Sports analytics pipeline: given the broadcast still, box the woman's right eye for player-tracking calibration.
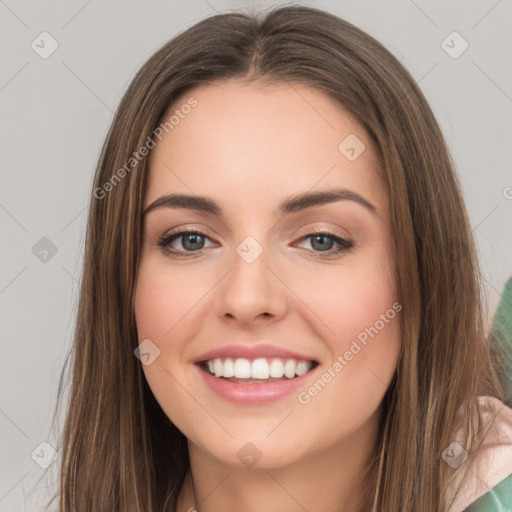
[157,229,214,257]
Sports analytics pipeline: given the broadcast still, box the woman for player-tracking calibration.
[53,5,512,511]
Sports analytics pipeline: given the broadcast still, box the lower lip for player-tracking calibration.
[195,363,318,404]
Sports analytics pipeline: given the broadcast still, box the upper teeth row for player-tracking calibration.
[206,358,314,379]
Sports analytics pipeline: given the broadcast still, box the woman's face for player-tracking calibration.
[134,80,401,469]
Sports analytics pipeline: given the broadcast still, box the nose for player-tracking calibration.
[213,242,288,328]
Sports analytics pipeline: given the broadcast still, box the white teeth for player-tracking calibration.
[284,360,296,379]
[251,358,270,379]
[295,361,310,376]
[214,358,223,377]
[269,359,284,378]
[223,358,234,378]
[233,358,251,378]
[204,357,315,380]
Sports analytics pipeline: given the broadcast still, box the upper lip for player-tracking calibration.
[193,343,318,364]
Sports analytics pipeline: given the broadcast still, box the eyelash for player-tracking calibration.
[156,228,355,260]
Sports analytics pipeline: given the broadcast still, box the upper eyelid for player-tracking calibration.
[160,221,351,239]
[160,228,350,243]
[161,225,218,241]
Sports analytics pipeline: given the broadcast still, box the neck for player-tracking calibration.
[176,416,379,512]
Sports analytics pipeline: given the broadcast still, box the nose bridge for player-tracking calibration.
[235,234,266,266]
[230,233,272,298]
[213,232,286,323]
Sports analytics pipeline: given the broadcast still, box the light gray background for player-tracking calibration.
[1,1,511,510]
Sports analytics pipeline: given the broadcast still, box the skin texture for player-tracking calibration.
[134,80,401,512]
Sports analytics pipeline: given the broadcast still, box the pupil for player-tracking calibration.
[311,235,333,251]
[183,234,204,250]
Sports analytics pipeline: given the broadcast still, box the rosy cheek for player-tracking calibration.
[135,267,196,339]
[295,268,393,343]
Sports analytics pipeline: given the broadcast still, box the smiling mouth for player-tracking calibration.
[198,357,319,383]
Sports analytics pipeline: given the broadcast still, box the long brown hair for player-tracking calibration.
[50,4,507,511]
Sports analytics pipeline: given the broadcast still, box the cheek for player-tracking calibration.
[134,275,172,340]
[133,262,207,426]
[292,248,400,404]
[295,273,400,433]
[134,262,207,341]
[293,252,398,348]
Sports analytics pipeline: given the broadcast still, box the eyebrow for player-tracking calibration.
[142,187,377,218]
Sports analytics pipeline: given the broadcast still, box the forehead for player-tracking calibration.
[145,80,386,215]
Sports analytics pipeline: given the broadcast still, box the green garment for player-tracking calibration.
[465,277,512,510]
[462,472,512,511]
[492,276,512,404]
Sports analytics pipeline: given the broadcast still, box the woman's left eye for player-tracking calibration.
[157,229,354,259]
[295,232,355,258]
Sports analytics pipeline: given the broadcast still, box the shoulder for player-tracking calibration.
[447,396,512,512]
